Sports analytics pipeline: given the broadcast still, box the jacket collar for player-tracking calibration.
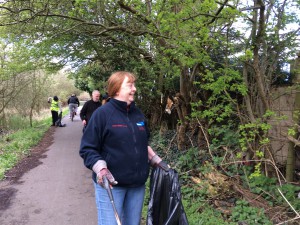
[110,98,136,113]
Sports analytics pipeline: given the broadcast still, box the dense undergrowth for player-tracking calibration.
[145,131,300,225]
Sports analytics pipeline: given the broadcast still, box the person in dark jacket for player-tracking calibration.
[101,92,109,105]
[80,90,101,129]
[67,93,80,118]
[79,71,169,225]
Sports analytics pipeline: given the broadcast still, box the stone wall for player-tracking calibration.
[269,87,297,165]
[269,53,300,166]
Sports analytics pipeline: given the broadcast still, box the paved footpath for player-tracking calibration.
[0,112,97,225]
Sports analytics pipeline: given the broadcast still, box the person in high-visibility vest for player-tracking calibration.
[49,96,62,126]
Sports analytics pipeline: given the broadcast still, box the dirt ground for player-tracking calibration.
[0,126,55,211]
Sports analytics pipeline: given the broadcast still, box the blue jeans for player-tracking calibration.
[94,182,145,225]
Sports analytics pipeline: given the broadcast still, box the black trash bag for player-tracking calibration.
[147,167,189,225]
[55,112,66,127]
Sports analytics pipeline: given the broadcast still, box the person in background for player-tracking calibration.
[67,93,80,118]
[101,92,109,105]
[49,96,62,126]
[80,90,101,131]
[79,71,169,225]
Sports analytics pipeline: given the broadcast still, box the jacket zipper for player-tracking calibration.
[127,111,140,176]
[127,111,137,148]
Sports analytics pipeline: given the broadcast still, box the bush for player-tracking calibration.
[231,200,272,225]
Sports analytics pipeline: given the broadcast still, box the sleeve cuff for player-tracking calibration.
[92,160,107,174]
[150,154,162,166]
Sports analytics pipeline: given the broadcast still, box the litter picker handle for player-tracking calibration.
[102,176,122,225]
[103,176,114,201]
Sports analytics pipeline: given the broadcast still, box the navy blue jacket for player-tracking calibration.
[79,98,150,187]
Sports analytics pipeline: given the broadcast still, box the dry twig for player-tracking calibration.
[277,188,300,217]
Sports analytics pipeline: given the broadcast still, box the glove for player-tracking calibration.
[96,168,118,187]
[150,155,170,172]
[157,161,170,171]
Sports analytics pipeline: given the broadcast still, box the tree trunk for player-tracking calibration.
[242,64,255,122]
[150,105,161,130]
[175,68,192,150]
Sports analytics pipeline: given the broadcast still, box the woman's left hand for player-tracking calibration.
[150,155,170,172]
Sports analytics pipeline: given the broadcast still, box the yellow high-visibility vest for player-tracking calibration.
[50,100,59,112]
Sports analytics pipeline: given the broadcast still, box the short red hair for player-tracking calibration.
[107,71,136,97]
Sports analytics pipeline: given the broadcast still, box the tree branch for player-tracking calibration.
[286,135,300,147]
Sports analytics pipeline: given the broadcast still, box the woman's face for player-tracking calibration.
[115,76,136,105]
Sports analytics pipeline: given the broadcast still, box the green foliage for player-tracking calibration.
[209,124,240,150]
[1,2,300,223]
[231,200,272,225]
[0,36,72,127]
[277,184,300,210]
[190,68,246,151]
[176,147,203,172]
[149,131,184,167]
[249,162,262,179]
[6,115,31,130]
[247,175,277,199]
[247,175,300,210]
[288,127,297,136]
[181,180,207,204]
[238,120,271,151]
[240,49,254,61]
[183,200,234,225]
[0,114,51,179]
[180,169,233,225]
[70,63,110,94]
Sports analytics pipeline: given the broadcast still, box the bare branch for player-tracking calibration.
[286,135,300,147]
[207,0,229,25]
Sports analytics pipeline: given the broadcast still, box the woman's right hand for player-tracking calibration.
[96,168,118,187]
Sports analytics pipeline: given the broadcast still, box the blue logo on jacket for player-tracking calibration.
[136,121,145,131]
[136,121,144,126]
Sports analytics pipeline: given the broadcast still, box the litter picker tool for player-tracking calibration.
[102,176,122,225]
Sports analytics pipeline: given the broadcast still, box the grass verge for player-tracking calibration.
[0,109,68,180]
